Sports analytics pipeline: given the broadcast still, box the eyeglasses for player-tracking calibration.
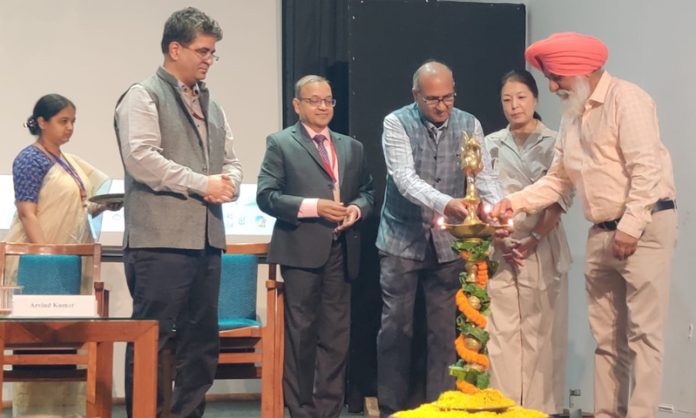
[184,46,220,62]
[420,92,456,106]
[299,97,337,108]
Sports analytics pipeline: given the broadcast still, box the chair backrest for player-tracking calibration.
[0,243,102,294]
[218,243,269,330]
[18,255,82,294]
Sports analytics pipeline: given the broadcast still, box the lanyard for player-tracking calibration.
[35,144,87,202]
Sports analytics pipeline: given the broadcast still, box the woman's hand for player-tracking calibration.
[514,235,539,259]
[500,235,538,270]
[89,202,123,217]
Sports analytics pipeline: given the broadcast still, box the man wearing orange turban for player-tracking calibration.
[494,32,677,418]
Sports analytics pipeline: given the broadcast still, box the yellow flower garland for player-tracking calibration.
[393,390,546,418]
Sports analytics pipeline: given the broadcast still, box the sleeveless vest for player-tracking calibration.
[376,103,475,262]
[115,67,227,249]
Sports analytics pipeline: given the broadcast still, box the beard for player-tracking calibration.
[557,76,591,119]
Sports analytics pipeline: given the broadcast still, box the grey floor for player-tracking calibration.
[3,400,365,418]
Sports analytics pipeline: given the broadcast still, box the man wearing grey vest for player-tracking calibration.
[114,7,242,418]
[376,61,503,416]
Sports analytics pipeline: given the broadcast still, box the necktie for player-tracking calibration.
[314,134,341,237]
[313,134,340,203]
[312,134,332,171]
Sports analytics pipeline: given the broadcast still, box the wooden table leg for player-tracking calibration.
[132,323,158,418]
[95,341,114,418]
[0,323,5,409]
[87,342,98,417]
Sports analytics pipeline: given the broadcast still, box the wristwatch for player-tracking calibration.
[530,231,542,241]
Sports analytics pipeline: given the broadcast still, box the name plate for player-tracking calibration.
[11,295,98,317]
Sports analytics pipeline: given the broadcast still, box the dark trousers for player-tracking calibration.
[376,242,462,415]
[124,247,221,418]
[282,240,351,418]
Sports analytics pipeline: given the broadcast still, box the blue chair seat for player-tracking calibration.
[219,318,261,330]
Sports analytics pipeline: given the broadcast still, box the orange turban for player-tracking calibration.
[525,32,608,76]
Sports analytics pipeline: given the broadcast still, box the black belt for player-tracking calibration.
[594,199,676,231]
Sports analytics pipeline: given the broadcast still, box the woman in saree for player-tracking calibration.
[5,93,120,417]
[484,70,572,415]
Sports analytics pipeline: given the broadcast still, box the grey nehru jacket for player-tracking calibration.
[115,67,242,250]
[376,103,501,263]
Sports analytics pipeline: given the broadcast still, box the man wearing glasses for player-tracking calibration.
[376,60,503,416]
[114,7,242,418]
[257,75,374,418]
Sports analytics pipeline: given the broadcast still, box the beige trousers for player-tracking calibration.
[488,250,568,414]
[585,209,677,418]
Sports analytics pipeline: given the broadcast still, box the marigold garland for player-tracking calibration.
[456,289,487,328]
[393,389,545,418]
[450,238,495,397]
[437,389,515,410]
[455,335,489,369]
[456,379,480,395]
[475,261,489,287]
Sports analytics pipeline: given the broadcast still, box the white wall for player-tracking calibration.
[528,1,696,416]
[0,0,281,180]
[0,0,282,400]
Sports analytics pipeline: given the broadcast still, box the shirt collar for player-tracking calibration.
[302,123,331,142]
[158,66,203,97]
[425,119,449,141]
[178,80,200,97]
[502,120,553,149]
[588,71,613,106]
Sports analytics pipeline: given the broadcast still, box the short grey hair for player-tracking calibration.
[294,75,329,98]
[412,60,453,91]
[161,7,223,54]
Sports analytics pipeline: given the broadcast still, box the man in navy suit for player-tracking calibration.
[257,75,374,418]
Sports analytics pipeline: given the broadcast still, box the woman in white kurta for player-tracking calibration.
[485,70,572,414]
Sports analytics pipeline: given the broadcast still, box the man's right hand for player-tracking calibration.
[318,199,348,222]
[492,198,514,222]
[444,198,469,220]
[205,174,235,204]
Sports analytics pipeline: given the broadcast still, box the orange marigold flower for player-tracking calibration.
[456,379,479,394]
[456,290,487,328]
[455,335,490,369]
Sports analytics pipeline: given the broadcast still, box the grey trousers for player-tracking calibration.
[376,242,462,415]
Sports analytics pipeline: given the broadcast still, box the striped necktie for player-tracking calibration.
[312,134,331,170]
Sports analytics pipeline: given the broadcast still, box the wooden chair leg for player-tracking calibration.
[274,293,285,418]
[160,342,175,418]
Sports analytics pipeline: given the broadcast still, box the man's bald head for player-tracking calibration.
[411,61,456,125]
[412,61,454,92]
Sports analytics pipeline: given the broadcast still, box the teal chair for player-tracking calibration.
[0,242,108,383]
[16,253,82,295]
[216,243,284,418]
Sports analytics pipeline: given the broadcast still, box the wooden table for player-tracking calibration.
[0,319,158,418]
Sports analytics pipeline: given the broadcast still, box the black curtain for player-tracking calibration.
[282,0,350,133]
[283,0,525,412]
